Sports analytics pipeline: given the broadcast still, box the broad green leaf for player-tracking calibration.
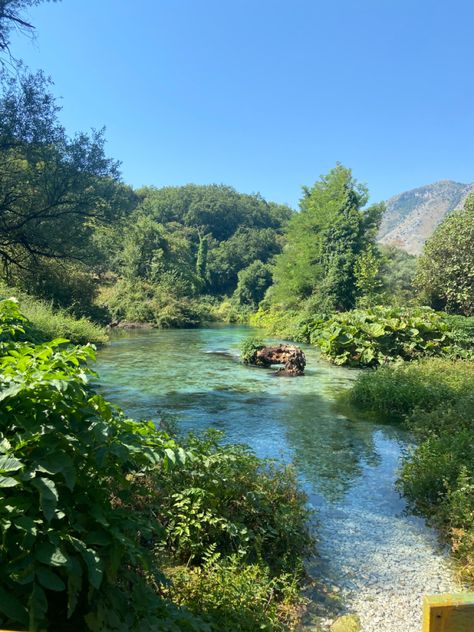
[0,456,23,472]
[0,475,18,487]
[31,477,58,521]
[35,541,68,567]
[36,566,66,591]
[0,585,28,624]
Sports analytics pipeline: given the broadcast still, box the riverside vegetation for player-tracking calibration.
[0,298,312,631]
[1,2,474,629]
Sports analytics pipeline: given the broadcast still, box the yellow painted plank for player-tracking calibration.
[423,593,474,632]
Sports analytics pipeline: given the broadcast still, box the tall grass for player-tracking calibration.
[347,358,474,419]
[0,282,107,345]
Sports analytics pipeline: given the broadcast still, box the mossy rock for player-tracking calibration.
[330,614,361,632]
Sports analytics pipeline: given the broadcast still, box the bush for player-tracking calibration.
[206,298,251,324]
[98,278,208,328]
[164,554,303,631]
[347,358,474,419]
[240,337,265,364]
[152,431,313,574]
[0,299,182,630]
[399,424,474,583]
[249,307,309,342]
[309,306,458,367]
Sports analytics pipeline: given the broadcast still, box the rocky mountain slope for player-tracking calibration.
[378,180,474,254]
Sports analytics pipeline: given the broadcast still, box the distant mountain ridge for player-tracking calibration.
[378,180,474,254]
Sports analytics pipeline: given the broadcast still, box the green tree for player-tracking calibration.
[195,234,208,289]
[354,244,382,306]
[0,72,135,279]
[233,260,272,308]
[271,164,383,311]
[208,227,282,294]
[415,193,474,315]
[378,245,417,305]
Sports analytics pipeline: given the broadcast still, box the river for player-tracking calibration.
[95,326,458,631]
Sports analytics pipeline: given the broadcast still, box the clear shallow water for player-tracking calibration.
[95,326,458,630]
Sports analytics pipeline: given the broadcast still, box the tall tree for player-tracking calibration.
[270,164,383,311]
[415,193,474,315]
[0,71,135,277]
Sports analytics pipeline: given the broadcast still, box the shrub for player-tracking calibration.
[98,278,209,328]
[240,337,265,364]
[249,307,309,342]
[310,306,457,367]
[152,431,313,574]
[0,299,183,630]
[164,553,304,631]
[0,283,107,345]
[347,358,474,419]
[399,428,474,583]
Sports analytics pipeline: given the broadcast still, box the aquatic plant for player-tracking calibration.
[239,336,265,364]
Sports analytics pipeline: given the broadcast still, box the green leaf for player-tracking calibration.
[36,541,68,567]
[67,556,83,618]
[36,566,66,591]
[31,476,58,521]
[0,475,18,487]
[68,536,103,589]
[29,582,48,630]
[164,448,176,464]
[0,585,28,624]
[0,456,23,472]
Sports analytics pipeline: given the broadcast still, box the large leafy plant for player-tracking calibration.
[0,299,181,631]
[309,306,457,367]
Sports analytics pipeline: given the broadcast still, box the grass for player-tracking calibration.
[346,358,474,419]
[0,282,108,345]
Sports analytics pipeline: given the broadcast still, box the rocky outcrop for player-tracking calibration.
[251,344,306,376]
[378,180,474,254]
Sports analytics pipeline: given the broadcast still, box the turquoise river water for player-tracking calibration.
[95,326,458,631]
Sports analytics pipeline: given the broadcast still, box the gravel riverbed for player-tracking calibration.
[307,431,460,631]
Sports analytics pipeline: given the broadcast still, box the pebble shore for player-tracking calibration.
[307,430,460,631]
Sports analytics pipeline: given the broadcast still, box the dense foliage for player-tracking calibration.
[306,306,457,367]
[346,358,474,582]
[269,164,384,312]
[239,337,265,364]
[415,192,474,316]
[94,185,291,326]
[0,299,181,630]
[0,299,312,630]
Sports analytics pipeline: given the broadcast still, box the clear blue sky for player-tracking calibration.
[9,0,474,208]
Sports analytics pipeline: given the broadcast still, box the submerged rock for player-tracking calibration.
[330,614,361,632]
[251,344,306,376]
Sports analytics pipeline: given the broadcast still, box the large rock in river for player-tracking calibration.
[252,344,306,376]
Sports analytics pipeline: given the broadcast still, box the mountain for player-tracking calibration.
[378,180,474,254]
